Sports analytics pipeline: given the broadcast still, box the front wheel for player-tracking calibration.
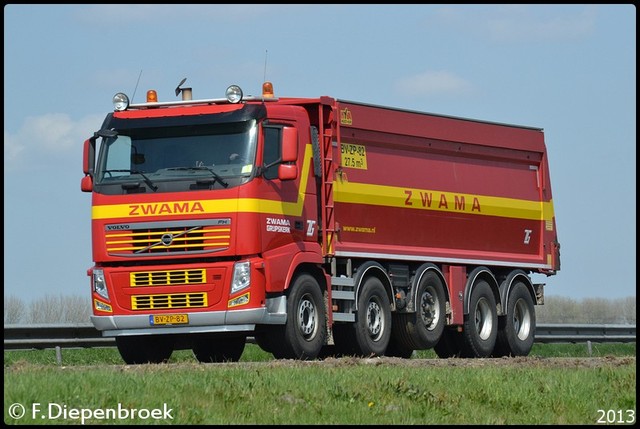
[192,334,246,363]
[271,273,326,360]
[116,335,173,364]
[253,325,274,353]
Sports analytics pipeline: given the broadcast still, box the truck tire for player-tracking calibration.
[351,276,391,357]
[116,335,173,364]
[392,271,446,350]
[433,328,463,358]
[253,326,274,354]
[330,323,358,356]
[493,282,536,357]
[461,280,498,358]
[271,273,326,360]
[192,334,246,363]
[385,335,414,358]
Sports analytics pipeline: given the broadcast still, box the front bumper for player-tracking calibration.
[92,296,287,336]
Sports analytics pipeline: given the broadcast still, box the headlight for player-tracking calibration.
[93,269,109,300]
[225,85,243,104]
[113,92,130,111]
[230,261,251,294]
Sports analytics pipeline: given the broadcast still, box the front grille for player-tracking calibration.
[131,293,207,310]
[105,218,231,256]
[131,269,206,287]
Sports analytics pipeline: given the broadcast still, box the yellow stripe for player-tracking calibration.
[92,143,555,223]
[542,199,556,223]
[92,145,314,220]
[334,181,555,221]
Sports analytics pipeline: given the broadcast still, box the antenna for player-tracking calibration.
[261,50,270,101]
[263,49,268,83]
[131,69,143,103]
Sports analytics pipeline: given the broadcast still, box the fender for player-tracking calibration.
[408,263,448,313]
[263,241,322,293]
[498,269,535,316]
[463,266,500,315]
[283,249,324,292]
[351,261,393,311]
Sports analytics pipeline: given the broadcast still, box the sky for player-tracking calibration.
[3,4,636,303]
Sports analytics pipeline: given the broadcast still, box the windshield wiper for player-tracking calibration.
[104,169,158,192]
[166,167,229,188]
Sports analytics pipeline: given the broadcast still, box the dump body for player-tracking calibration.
[328,99,559,273]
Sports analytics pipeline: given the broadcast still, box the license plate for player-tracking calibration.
[150,314,189,325]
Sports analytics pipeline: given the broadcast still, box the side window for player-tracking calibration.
[263,126,282,180]
[103,136,133,178]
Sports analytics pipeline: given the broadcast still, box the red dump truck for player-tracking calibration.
[81,79,560,363]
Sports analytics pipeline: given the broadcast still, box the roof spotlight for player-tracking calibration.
[226,85,243,104]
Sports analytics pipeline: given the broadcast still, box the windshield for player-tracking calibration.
[95,120,257,192]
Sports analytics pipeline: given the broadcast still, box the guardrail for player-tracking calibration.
[534,323,636,344]
[3,323,636,351]
[4,324,115,350]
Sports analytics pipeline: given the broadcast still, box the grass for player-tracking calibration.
[4,343,636,425]
[3,342,635,367]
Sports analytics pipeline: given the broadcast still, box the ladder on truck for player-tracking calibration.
[318,100,357,324]
[319,101,338,257]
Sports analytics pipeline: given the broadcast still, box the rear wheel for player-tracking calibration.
[461,280,497,358]
[392,271,446,350]
[385,335,414,358]
[271,273,326,360]
[192,334,246,363]
[494,282,536,357]
[351,277,391,357]
[433,328,463,358]
[330,323,358,356]
[116,335,173,364]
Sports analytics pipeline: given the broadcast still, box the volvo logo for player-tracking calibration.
[106,224,130,231]
[161,233,174,246]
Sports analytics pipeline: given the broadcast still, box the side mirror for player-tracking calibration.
[84,128,116,174]
[82,128,116,191]
[80,175,93,192]
[278,164,298,181]
[281,127,298,162]
[83,138,94,175]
